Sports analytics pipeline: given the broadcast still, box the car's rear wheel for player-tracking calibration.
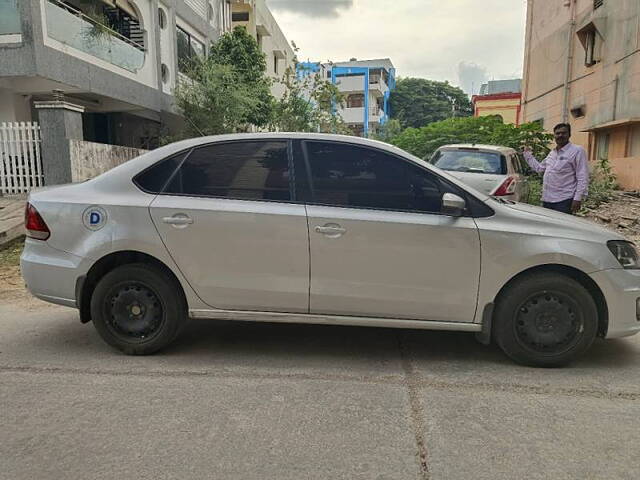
[494,272,598,367]
[90,263,186,355]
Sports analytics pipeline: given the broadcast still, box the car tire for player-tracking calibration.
[493,272,598,367]
[90,263,187,355]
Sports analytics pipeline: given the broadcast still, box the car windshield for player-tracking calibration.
[431,149,506,175]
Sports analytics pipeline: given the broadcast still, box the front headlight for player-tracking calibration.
[607,241,640,269]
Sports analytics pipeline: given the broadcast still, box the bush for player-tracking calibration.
[525,174,543,206]
[389,116,553,161]
[584,160,617,209]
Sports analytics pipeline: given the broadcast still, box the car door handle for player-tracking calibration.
[162,215,193,226]
[314,224,346,236]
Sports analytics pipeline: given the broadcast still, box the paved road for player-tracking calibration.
[1,299,640,479]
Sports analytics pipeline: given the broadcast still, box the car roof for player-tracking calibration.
[437,144,517,154]
[83,132,491,202]
[162,132,397,150]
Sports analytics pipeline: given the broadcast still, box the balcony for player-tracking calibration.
[45,0,145,73]
[340,106,384,124]
[335,75,368,93]
[0,0,21,37]
[369,75,388,95]
[335,73,388,96]
[341,106,364,124]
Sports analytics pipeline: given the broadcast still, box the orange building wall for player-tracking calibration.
[473,93,522,125]
[522,0,640,190]
[474,98,521,125]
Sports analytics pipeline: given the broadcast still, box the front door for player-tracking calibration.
[297,140,481,322]
[149,140,310,313]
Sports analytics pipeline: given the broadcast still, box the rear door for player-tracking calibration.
[148,140,310,313]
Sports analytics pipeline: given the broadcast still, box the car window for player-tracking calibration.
[517,153,531,174]
[164,141,291,201]
[511,154,522,174]
[431,149,506,174]
[303,141,442,213]
[134,151,188,193]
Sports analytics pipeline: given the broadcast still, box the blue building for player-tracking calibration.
[298,58,396,137]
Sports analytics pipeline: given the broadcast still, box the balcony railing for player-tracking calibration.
[340,105,385,124]
[0,0,22,35]
[45,0,145,73]
[369,76,388,93]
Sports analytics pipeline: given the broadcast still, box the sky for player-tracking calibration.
[265,0,528,95]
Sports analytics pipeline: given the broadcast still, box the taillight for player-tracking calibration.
[25,203,50,240]
[493,176,516,196]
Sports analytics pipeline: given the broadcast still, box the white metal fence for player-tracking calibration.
[0,122,44,195]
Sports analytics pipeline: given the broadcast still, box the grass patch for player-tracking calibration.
[525,174,543,206]
[0,236,24,268]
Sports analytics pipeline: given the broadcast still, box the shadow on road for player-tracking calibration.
[9,309,639,372]
[166,318,638,369]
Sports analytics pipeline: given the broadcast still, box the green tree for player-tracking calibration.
[208,27,274,126]
[271,46,350,134]
[209,27,268,84]
[172,27,274,138]
[389,116,553,160]
[371,118,403,143]
[173,62,263,137]
[389,78,473,129]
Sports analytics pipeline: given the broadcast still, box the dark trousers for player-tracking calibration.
[543,198,573,214]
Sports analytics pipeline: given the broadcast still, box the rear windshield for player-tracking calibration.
[430,149,506,175]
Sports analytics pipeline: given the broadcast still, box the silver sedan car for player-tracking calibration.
[21,133,640,366]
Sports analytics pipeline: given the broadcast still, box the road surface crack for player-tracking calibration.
[398,333,430,480]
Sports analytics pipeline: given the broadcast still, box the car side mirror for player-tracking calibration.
[441,193,466,217]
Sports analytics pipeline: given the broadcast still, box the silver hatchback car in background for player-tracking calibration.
[21,133,640,366]
[429,144,530,202]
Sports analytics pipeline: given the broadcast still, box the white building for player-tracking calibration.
[0,0,292,148]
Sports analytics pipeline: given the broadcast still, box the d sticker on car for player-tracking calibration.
[82,206,108,231]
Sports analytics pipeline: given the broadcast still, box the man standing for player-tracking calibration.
[523,123,589,214]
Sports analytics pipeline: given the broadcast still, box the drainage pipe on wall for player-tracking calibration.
[562,0,578,123]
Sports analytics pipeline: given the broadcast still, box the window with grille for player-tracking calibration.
[597,133,610,161]
[578,23,600,67]
[232,11,249,22]
[631,126,640,157]
[594,0,603,9]
[584,29,598,66]
[347,94,365,108]
[177,27,205,74]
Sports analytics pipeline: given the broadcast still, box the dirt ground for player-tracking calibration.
[1,193,639,301]
[0,239,47,308]
[580,191,640,244]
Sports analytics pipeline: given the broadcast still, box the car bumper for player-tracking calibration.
[20,238,86,308]
[590,268,640,339]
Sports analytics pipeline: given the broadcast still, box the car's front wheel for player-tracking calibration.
[494,272,598,367]
[90,263,186,355]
